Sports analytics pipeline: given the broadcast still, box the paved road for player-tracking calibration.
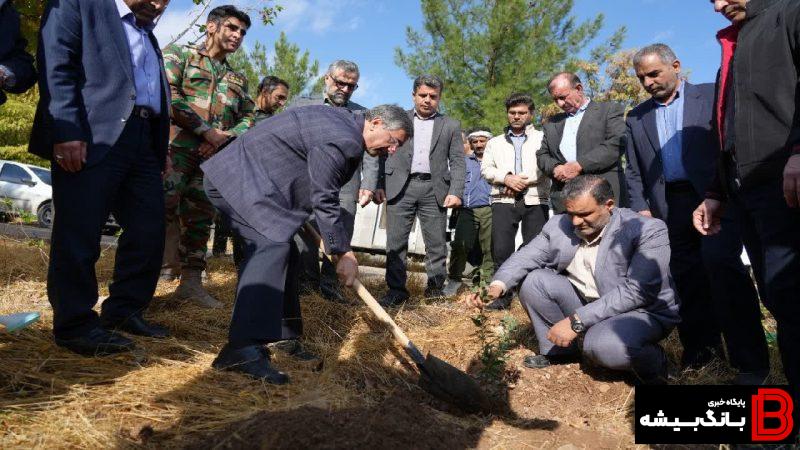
[0,223,118,246]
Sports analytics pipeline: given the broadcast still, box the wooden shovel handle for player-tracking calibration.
[302,224,419,358]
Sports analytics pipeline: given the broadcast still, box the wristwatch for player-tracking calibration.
[570,314,586,334]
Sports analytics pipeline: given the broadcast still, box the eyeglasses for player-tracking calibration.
[328,75,358,91]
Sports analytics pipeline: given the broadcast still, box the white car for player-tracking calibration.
[0,160,118,231]
[0,160,54,227]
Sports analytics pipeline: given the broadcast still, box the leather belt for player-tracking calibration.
[409,173,432,181]
[132,105,159,120]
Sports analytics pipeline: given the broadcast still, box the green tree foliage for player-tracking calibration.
[228,32,320,98]
[395,0,626,132]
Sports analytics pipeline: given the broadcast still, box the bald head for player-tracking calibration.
[547,72,587,115]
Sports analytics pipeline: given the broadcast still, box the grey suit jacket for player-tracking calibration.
[286,94,378,200]
[200,106,365,254]
[494,208,680,328]
[537,101,626,212]
[380,110,465,206]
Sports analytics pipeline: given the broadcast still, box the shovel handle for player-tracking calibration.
[302,224,425,365]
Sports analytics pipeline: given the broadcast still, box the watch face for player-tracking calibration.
[571,319,586,333]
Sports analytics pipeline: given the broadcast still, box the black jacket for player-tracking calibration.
[0,0,36,105]
[714,0,800,193]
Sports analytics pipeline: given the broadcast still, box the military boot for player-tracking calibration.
[175,269,223,308]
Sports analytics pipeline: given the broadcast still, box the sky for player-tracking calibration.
[154,0,731,108]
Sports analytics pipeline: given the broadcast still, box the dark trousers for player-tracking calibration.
[48,116,165,339]
[728,177,800,418]
[386,177,448,295]
[295,196,356,295]
[205,179,302,346]
[491,199,549,271]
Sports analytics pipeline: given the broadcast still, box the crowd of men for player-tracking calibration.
[0,0,798,428]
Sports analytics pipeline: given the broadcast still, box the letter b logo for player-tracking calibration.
[752,388,794,441]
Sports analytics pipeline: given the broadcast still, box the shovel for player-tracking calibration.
[303,224,491,414]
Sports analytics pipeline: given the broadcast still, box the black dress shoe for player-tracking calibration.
[55,327,135,356]
[523,353,580,369]
[731,370,770,385]
[102,314,170,339]
[212,344,289,384]
[320,285,348,304]
[423,286,445,300]
[378,291,409,308]
[269,339,319,361]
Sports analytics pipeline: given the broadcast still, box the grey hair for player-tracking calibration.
[562,175,614,204]
[547,72,582,93]
[633,43,678,68]
[327,60,360,76]
[412,74,444,94]
[365,104,414,137]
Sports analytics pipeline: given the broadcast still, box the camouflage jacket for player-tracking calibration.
[163,43,255,149]
[253,109,272,124]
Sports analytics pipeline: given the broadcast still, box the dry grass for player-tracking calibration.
[0,237,785,449]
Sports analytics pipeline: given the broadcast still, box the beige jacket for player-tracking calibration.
[480,125,550,205]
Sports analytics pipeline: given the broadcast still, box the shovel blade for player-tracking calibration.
[417,352,491,414]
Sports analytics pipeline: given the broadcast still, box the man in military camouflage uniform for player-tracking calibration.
[287,60,378,302]
[212,75,290,265]
[162,5,254,308]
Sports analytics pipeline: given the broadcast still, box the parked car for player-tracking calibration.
[0,160,119,231]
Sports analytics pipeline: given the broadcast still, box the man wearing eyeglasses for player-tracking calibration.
[160,5,255,308]
[288,60,380,303]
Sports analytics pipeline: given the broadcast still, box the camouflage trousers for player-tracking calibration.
[163,146,216,271]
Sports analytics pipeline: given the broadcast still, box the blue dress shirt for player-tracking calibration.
[507,129,527,174]
[462,154,491,208]
[114,0,161,114]
[560,98,591,163]
[655,81,688,182]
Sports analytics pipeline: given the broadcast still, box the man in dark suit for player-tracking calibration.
[0,0,36,106]
[287,60,379,302]
[537,72,626,213]
[29,0,172,355]
[378,75,466,306]
[626,44,768,380]
[202,104,411,383]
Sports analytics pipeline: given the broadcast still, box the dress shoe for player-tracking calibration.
[731,370,770,385]
[102,314,170,338]
[523,353,580,369]
[55,327,135,356]
[681,346,722,370]
[268,339,319,361]
[212,344,289,384]
[378,291,409,308]
[485,291,513,310]
[424,286,445,300]
[320,285,348,304]
[441,279,463,297]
